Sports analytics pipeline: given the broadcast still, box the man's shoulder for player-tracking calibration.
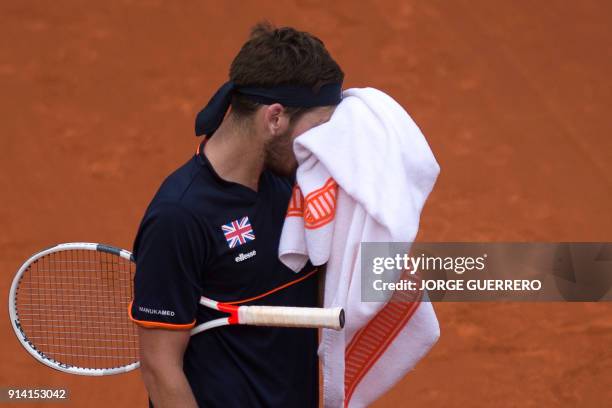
[137,157,209,226]
[153,156,203,203]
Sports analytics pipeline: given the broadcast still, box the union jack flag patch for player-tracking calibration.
[221,216,255,248]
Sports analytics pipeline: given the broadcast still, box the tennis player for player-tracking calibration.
[129,22,344,407]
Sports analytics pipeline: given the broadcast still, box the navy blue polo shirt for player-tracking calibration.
[130,141,319,408]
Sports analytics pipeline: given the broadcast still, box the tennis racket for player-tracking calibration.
[8,242,344,376]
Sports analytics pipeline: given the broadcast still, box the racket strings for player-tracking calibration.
[15,249,139,370]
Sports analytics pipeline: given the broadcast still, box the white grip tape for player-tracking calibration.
[238,306,344,330]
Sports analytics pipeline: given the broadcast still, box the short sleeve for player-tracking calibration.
[129,203,206,330]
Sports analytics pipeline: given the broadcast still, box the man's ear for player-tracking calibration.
[263,103,289,137]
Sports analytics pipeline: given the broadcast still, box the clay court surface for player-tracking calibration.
[1,1,611,406]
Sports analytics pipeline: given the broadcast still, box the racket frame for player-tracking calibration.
[8,242,139,376]
[9,243,345,376]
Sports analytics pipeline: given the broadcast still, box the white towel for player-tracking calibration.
[279,87,440,407]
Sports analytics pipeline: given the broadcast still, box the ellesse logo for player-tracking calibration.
[235,250,257,263]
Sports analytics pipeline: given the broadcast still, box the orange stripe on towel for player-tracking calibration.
[344,285,423,406]
[303,178,338,229]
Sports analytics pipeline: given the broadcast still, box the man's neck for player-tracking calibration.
[203,116,265,191]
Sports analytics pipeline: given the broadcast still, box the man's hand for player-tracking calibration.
[138,327,197,408]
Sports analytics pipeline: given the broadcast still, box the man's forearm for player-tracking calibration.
[141,366,198,408]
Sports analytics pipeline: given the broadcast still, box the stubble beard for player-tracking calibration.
[264,129,298,178]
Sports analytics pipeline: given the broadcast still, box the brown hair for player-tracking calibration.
[229,21,344,121]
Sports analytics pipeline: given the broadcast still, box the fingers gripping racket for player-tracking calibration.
[9,243,344,376]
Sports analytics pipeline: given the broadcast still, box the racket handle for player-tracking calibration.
[238,306,345,330]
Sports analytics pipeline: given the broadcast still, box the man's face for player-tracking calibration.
[264,106,335,177]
